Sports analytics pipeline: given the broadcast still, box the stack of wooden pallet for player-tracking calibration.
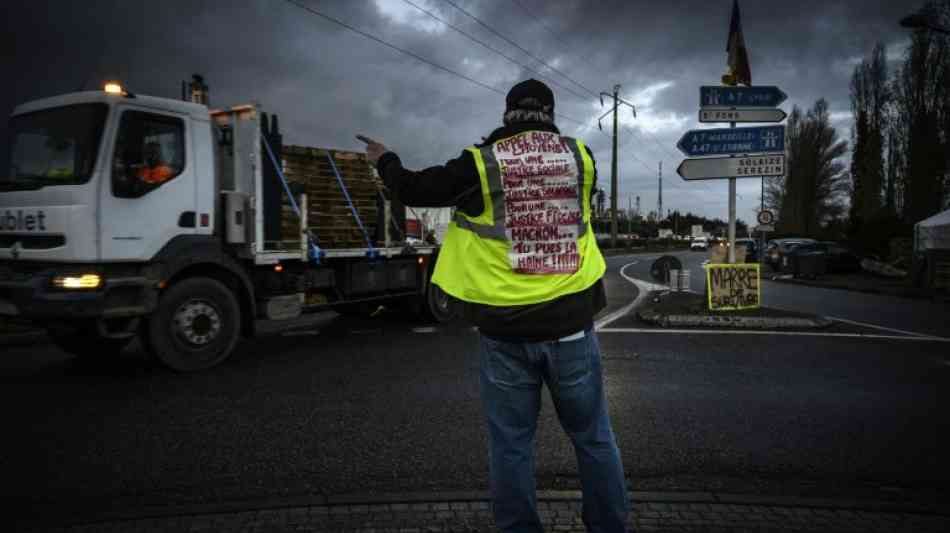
[280,145,381,249]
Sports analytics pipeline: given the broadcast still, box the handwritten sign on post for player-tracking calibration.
[706,263,761,311]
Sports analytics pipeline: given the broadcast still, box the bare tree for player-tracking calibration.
[775,100,849,236]
[892,0,950,224]
[849,44,889,227]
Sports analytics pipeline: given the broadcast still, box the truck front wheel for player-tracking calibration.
[145,277,241,372]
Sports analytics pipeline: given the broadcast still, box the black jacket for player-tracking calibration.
[376,122,606,342]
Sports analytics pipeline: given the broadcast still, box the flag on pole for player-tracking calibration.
[722,0,751,86]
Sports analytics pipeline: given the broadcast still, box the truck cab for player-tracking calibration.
[1,82,451,371]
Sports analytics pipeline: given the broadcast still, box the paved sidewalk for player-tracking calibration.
[17,491,950,532]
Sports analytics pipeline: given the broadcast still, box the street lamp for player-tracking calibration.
[900,8,950,35]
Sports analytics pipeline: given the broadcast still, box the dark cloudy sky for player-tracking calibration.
[1,0,920,224]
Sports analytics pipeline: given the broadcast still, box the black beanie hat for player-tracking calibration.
[505,79,555,114]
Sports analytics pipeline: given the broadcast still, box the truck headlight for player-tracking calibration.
[51,274,102,289]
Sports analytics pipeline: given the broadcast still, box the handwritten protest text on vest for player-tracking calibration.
[494,132,582,275]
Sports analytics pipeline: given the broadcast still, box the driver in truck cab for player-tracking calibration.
[135,142,174,184]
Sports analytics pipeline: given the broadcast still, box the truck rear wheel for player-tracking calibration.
[423,282,458,323]
[145,277,241,372]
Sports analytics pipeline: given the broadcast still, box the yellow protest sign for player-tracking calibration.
[706,263,761,311]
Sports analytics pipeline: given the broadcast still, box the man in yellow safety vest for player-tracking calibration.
[358,79,629,533]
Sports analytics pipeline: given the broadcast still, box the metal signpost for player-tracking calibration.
[756,210,775,268]
[678,83,788,308]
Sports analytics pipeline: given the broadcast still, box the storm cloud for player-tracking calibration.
[1,0,916,223]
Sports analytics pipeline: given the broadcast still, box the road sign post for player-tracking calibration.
[680,83,788,268]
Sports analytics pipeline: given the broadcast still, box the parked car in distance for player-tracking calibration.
[781,242,830,278]
[690,236,709,251]
[818,241,862,273]
[735,238,758,262]
[713,238,759,262]
[765,238,817,270]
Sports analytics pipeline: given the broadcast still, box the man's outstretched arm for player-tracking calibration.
[357,134,479,209]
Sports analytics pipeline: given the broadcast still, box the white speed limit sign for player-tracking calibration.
[757,210,775,225]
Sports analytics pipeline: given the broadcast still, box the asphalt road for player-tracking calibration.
[3,253,949,523]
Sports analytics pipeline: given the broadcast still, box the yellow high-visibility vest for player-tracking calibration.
[432,130,605,306]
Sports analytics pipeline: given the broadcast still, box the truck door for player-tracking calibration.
[100,107,197,260]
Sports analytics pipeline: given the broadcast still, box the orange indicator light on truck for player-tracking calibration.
[104,82,123,95]
[274,264,284,272]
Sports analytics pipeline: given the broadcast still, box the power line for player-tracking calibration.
[281,0,503,95]
[441,0,598,98]
[279,0,586,126]
[618,124,715,195]
[401,0,590,102]
[507,0,573,58]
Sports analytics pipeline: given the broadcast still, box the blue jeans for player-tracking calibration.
[479,328,629,533]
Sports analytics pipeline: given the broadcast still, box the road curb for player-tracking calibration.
[17,489,950,529]
[637,307,832,329]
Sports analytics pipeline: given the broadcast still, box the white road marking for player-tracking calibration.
[412,326,438,334]
[824,315,946,340]
[594,262,666,331]
[597,328,950,342]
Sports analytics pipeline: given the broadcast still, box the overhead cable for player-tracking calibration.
[441,0,599,98]
[402,0,590,101]
[279,0,586,125]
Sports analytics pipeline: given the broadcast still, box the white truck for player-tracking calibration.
[0,80,454,371]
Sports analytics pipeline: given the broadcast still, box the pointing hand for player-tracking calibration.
[356,134,388,166]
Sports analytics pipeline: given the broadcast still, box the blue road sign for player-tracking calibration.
[676,125,785,157]
[700,86,788,108]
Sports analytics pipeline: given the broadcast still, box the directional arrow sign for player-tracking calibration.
[700,86,788,108]
[676,125,785,157]
[699,107,788,123]
[676,154,785,181]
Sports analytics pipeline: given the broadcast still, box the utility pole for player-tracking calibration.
[658,161,663,225]
[598,85,636,248]
[636,196,641,219]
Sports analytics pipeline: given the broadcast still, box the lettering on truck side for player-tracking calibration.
[0,210,48,231]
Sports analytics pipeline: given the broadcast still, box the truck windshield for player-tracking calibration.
[2,103,108,191]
